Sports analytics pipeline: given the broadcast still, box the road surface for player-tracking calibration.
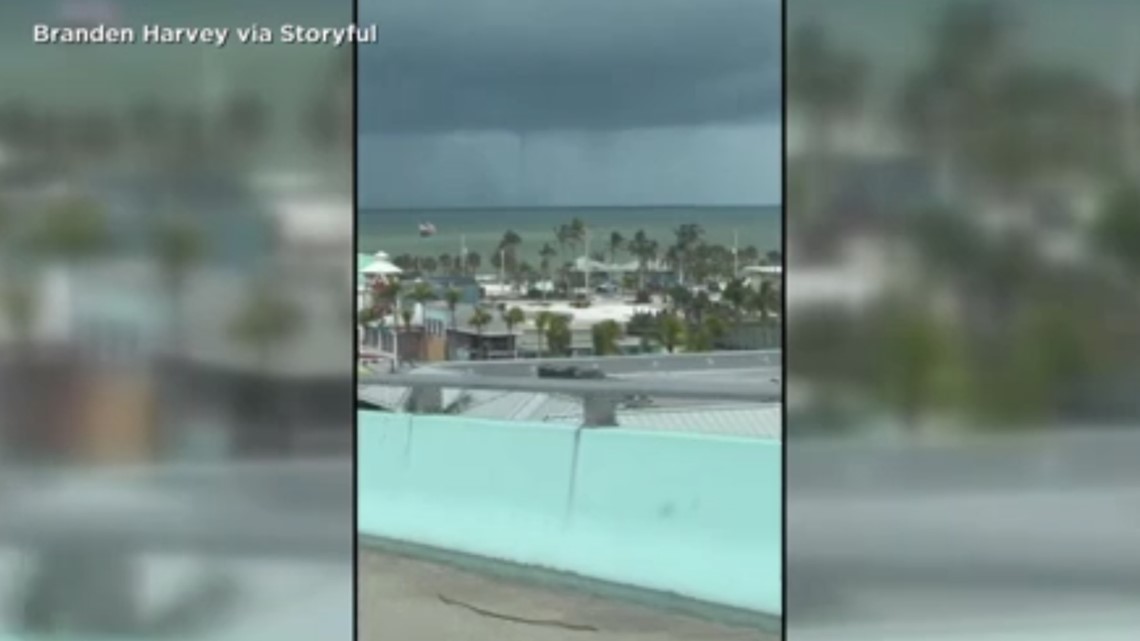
[787,432,1140,640]
[358,549,776,641]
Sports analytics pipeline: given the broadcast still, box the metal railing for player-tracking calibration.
[359,366,780,427]
[0,457,353,559]
[418,349,782,377]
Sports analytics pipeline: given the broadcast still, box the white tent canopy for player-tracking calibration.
[362,256,402,275]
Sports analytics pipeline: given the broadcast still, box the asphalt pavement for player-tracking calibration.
[787,431,1140,640]
[358,549,776,641]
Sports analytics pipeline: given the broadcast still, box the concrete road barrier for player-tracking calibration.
[357,411,782,617]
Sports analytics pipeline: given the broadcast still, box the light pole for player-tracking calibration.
[584,228,591,291]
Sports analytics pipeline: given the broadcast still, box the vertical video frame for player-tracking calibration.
[355,0,784,639]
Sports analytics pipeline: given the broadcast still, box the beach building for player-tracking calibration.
[91,171,279,268]
[566,255,675,289]
[742,264,782,289]
[365,303,446,365]
[421,300,661,361]
[357,250,402,311]
[420,275,481,304]
[0,182,352,462]
[354,251,674,363]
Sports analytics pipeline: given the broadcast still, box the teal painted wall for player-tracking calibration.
[356,412,412,510]
[568,429,781,614]
[357,411,782,616]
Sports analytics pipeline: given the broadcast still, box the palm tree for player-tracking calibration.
[875,298,961,432]
[896,1,1015,201]
[539,243,557,294]
[150,215,206,355]
[691,290,713,325]
[721,278,750,323]
[497,230,523,281]
[468,307,493,359]
[534,310,553,357]
[685,325,712,352]
[29,196,113,268]
[789,19,868,219]
[546,313,573,356]
[404,281,436,358]
[502,306,526,358]
[748,282,776,324]
[657,314,685,354]
[400,307,414,332]
[607,231,625,264]
[403,280,433,307]
[228,286,304,370]
[566,218,587,258]
[667,285,692,314]
[974,66,1120,201]
[739,245,760,266]
[441,287,462,329]
[705,314,727,345]
[219,91,270,162]
[227,284,304,450]
[1092,184,1140,276]
[554,225,568,258]
[370,278,402,317]
[628,230,658,292]
[1,274,38,348]
[464,251,482,275]
[591,319,623,356]
[357,304,384,341]
[672,224,704,283]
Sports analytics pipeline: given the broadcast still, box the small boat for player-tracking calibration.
[418,222,437,237]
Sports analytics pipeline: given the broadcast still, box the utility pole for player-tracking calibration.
[732,230,739,279]
[391,287,401,370]
[584,228,591,291]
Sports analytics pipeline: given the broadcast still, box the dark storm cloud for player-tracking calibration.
[358,0,780,132]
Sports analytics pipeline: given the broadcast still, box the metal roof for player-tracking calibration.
[358,383,781,439]
[614,405,781,439]
[538,402,781,439]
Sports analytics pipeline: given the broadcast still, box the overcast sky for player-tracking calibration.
[358,0,781,208]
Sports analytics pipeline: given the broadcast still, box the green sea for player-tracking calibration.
[357,205,781,265]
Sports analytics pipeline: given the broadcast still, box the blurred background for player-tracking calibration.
[0,0,353,639]
[788,0,1140,638]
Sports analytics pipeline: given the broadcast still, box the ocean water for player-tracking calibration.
[357,205,781,264]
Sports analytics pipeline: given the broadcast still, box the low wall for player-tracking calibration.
[357,411,782,616]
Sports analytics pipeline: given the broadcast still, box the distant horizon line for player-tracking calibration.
[359,203,780,212]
